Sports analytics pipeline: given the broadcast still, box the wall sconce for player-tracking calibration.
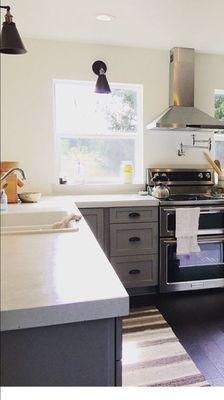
[0,5,27,54]
[92,60,111,94]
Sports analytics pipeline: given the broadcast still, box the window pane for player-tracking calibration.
[106,88,138,132]
[60,137,135,183]
[215,141,224,169]
[55,82,138,135]
[215,93,224,121]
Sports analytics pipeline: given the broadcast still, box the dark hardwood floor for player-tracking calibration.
[130,289,224,386]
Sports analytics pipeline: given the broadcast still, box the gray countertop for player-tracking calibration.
[1,196,133,331]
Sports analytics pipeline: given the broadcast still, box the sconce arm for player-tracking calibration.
[0,5,13,22]
[0,5,10,11]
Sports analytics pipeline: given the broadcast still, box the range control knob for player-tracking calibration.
[198,173,203,179]
[206,172,211,179]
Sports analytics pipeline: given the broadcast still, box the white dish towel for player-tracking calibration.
[176,207,200,255]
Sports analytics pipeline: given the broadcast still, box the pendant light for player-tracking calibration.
[0,5,27,54]
[92,60,111,94]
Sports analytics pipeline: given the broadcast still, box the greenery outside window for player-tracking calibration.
[214,90,224,169]
[54,80,143,184]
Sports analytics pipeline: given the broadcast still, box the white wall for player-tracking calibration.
[1,38,224,193]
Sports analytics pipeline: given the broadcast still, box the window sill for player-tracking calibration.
[52,182,145,195]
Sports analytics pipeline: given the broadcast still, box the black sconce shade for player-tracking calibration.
[92,60,111,94]
[0,6,27,54]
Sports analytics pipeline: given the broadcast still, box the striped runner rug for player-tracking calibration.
[122,307,209,387]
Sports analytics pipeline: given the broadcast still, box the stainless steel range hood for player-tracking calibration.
[146,47,224,131]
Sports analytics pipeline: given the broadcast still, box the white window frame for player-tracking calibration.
[215,89,224,96]
[214,88,224,180]
[214,89,224,142]
[53,79,143,185]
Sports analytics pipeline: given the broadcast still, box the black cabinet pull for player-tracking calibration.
[129,236,141,242]
[129,212,140,218]
[129,269,141,275]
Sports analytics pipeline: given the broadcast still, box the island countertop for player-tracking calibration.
[1,197,130,331]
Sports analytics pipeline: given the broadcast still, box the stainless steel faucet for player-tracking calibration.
[0,168,26,182]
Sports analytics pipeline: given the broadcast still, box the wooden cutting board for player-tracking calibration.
[0,161,22,203]
[3,175,18,203]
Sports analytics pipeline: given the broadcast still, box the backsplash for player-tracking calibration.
[144,130,215,169]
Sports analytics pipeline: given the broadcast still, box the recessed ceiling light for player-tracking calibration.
[96,14,115,22]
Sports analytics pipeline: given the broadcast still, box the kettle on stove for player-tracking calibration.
[150,174,170,199]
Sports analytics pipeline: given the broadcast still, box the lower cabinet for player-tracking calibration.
[80,206,159,290]
[1,317,122,386]
[110,207,159,290]
[110,254,158,288]
[80,208,105,250]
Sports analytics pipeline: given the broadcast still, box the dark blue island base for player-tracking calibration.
[1,317,122,386]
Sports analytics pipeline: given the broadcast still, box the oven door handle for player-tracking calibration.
[162,237,224,245]
[200,208,224,214]
[163,239,177,245]
[162,208,175,213]
[163,207,224,213]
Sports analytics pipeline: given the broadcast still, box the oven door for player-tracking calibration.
[160,206,224,237]
[160,236,224,292]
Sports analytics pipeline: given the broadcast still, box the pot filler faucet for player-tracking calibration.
[0,168,26,182]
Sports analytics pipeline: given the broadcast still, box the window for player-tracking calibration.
[214,90,224,169]
[54,80,143,184]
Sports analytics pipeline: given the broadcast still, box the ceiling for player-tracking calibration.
[6,0,224,54]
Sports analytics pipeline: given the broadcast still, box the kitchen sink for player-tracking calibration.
[1,210,69,227]
[2,224,79,235]
[1,210,79,235]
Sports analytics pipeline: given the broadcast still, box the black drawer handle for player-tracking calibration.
[129,212,140,218]
[129,269,141,275]
[129,236,141,242]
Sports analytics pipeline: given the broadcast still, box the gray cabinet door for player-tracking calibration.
[81,208,104,249]
[111,255,158,288]
[110,222,158,256]
[110,207,158,224]
[1,317,121,386]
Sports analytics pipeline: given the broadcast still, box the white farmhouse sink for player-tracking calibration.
[1,210,79,235]
[1,210,69,227]
[2,224,79,235]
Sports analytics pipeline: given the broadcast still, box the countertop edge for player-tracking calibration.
[76,200,159,208]
[1,296,129,332]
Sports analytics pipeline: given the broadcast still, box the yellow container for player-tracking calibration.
[120,161,134,184]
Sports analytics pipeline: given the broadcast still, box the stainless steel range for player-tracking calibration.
[146,168,224,293]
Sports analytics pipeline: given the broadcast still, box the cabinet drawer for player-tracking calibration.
[111,255,158,288]
[110,222,158,256]
[110,207,158,224]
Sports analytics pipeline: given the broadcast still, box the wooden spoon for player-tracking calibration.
[204,152,223,176]
[214,160,222,173]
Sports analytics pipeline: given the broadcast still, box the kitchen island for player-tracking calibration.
[1,197,129,386]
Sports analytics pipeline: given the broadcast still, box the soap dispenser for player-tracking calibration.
[0,188,8,211]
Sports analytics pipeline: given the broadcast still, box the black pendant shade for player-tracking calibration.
[95,74,111,94]
[0,6,27,54]
[92,60,111,94]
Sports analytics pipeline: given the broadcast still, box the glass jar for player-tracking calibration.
[120,161,134,184]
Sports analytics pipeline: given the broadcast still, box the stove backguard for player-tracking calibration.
[146,168,215,196]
